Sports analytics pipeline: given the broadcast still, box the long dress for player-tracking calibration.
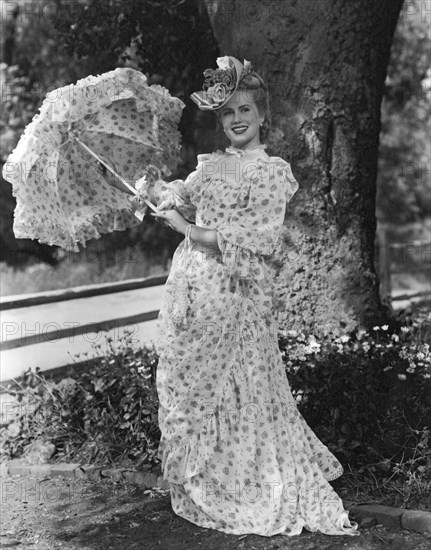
[151,143,359,537]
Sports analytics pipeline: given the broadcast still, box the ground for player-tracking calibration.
[1,474,430,550]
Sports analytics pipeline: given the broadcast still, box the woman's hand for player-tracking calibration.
[150,208,189,235]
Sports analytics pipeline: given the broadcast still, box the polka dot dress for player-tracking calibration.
[152,145,359,537]
[2,68,184,252]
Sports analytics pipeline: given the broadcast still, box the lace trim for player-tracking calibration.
[165,232,193,330]
[225,144,268,157]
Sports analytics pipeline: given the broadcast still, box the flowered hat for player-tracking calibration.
[190,56,253,111]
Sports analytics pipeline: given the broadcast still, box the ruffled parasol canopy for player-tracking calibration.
[2,67,185,251]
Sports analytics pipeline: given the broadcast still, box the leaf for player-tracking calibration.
[340,424,350,435]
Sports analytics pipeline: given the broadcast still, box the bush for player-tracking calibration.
[0,335,160,467]
[279,316,431,485]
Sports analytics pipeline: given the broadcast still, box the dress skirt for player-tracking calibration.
[154,237,358,537]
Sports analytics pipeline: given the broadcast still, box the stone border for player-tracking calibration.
[1,461,430,534]
[342,500,430,534]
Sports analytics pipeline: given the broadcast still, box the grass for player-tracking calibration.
[0,246,171,297]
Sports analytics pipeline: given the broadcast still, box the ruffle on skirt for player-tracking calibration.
[157,365,245,484]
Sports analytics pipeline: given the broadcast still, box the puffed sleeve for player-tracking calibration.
[216,159,299,280]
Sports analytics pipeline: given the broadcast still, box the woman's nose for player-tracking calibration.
[232,111,242,123]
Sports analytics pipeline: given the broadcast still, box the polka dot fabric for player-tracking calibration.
[151,145,358,537]
[2,68,185,251]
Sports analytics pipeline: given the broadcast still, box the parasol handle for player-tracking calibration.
[73,136,159,213]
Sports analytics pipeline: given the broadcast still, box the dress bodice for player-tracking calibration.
[188,145,298,231]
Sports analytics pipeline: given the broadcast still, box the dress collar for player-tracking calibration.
[225,144,268,157]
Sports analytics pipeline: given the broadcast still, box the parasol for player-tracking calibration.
[2,67,185,251]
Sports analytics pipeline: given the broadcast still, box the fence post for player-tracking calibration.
[377,223,391,302]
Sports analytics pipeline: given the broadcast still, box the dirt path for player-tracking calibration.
[1,474,430,550]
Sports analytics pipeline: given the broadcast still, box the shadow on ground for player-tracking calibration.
[1,475,430,550]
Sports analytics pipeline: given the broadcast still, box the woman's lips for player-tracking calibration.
[231,126,248,134]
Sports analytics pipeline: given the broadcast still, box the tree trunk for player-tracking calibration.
[1,5,19,65]
[205,0,404,336]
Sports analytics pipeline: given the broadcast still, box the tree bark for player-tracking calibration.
[205,0,404,336]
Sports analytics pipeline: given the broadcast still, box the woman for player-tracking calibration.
[144,56,358,537]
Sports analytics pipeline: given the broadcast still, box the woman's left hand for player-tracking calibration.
[150,208,188,235]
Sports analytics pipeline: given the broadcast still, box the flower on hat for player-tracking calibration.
[242,59,253,78]
[207,83,228,103]
[216,56,232,70]
[203,67,236,93]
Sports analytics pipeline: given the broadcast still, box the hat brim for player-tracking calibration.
[190,90,235,111]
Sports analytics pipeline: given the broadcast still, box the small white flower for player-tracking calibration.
[397,374,407,380]
[373,326,380,331]
[7,422,21,437]
[305,341,321,353]
[381,325,389,331]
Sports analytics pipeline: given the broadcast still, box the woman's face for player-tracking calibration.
[219,91,264,150]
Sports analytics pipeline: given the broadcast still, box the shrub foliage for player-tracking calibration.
[279,319,430,482]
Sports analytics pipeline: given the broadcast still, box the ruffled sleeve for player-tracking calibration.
[216,159,299,280]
